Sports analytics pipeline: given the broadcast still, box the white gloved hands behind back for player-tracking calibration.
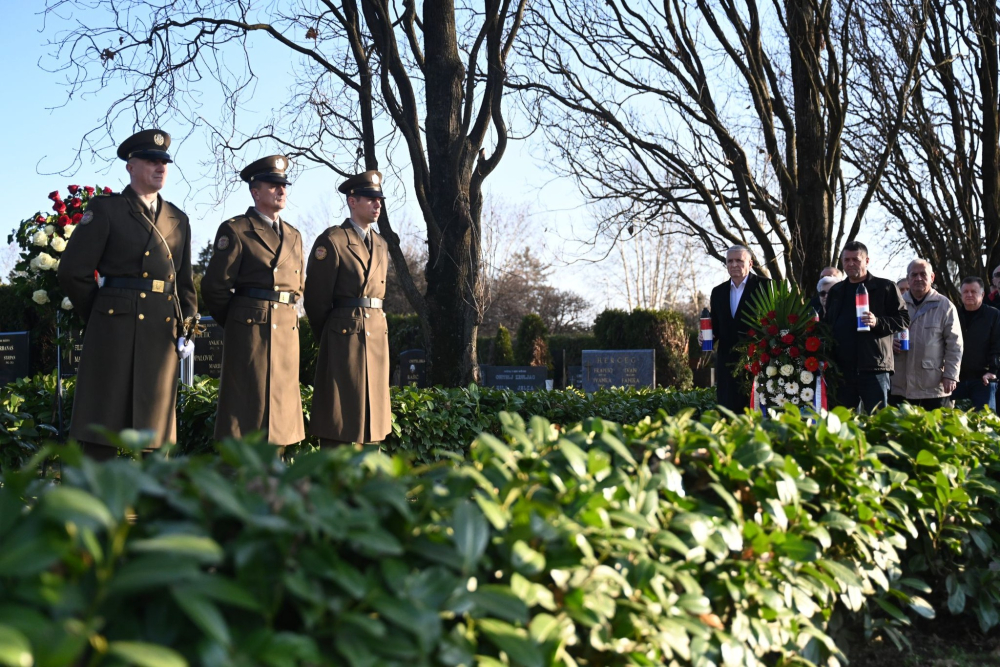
[177,336,195,360]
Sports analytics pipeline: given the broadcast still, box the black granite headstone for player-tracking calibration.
[0,331,30,386]
[193,316,225,378]
[566,365,584,388]
[581,349,655,392]
[485,366,548,392]
[398,349,428,388]
[60,329,85,378]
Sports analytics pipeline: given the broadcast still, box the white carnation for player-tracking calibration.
[44,225,55,235]
[800,370,815,385]
[801,387,815,402]
[780,364,794,377]
[50,236,67,253]
[60,296,74,310]
[766,365,778,377]
[785,381,799,395]
[63,224,76,239]
[31,230,49,247]
[32,289,50,305]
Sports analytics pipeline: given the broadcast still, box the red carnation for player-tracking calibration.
[750,361,761,374]
[84,186,95,195]
[70,213,82,224]
[103,186,113,194]
[771,346,782,356]
[767,324,779,335]
[68,185,80,194]
[59,215,72,226]
[760,353,771,363]
[767,310,776,319]
[805,357,819,372]
[805,337,821,352]
[48,190,61,201]
[789,346,801,358]
[787,314,799,324]
[748,343,757,356]
[780,333,794,344]
[52,201,66,213]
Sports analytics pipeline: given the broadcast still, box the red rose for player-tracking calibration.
[68,185,80,194]
[52,201,66,213]
[84,186,95,195]
[760,353,771,363]
[771,346,782,356]
[103,186,113,194]
[59,215,72,226]
[70,213,82,224]
[750,361,761,374]
[748,343,757,356]
[805,337,821,352]
[789,346,801,358]
[805,357,819,371]
[760,316,769,326]
[787,314,799,324]
[767,310,776,319]
[68,197,81,208]
[748,329,757,338]
[35,215,46,224]
[48,190,61,201]
[780,333,794,344]
[767,325,778,335]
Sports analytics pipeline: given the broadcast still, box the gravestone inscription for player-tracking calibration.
[398,349,427,388]
[0,331,30,386]
[581,349,655,392]
[484,366,547,392]
[193,316,224,378]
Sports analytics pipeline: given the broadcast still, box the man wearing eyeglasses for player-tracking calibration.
[987,265,1000,309]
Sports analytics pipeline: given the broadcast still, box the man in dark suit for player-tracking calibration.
[707,245,768,412]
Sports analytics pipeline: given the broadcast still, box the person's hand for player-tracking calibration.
[860,311,877,327]
[698,329,704,344]
[942,378,957,393]
[983,372,997,387]
[892,338,902,353]
[177,337,195,360]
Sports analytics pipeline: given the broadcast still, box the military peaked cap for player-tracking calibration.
[240,155,292,185]
[117,129,172,162]
[339,170,385,199]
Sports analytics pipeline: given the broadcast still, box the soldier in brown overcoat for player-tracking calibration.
[304,170,391,445]
[201,156,305,446]
[58,130,197,458]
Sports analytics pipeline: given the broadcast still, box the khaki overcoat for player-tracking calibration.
[202,208,305,445]
[891,288,964,399]
[57,185,197,449]
[304,220,391,443]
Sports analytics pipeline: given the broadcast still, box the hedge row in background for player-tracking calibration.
[4,405,1000,665]
[0,372,716,470]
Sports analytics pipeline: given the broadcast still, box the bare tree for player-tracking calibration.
[512,0,926,291]
[44,0,527,385]
[847,0,998,298]
[608,225,709,315]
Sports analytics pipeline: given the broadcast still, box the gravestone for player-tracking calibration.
[398,349,427,388]
[60,329,85,378]
[0,331,30,386]
[581,349,655,392]
[566,365,584,389]
[193,316,225,378]
[484,366,548,392]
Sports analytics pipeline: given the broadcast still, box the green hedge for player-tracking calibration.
[594,308,693,389]
[4,405,1000,665]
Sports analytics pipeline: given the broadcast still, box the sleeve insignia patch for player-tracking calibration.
[80,210,94,225]
[216,235,231,250]
[314,246,328,260]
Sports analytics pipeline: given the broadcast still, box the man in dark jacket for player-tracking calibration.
[707,245,769,413]
[954,277,1000,410]
[823,241,909,412]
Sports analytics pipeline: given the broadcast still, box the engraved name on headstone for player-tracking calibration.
[60,329,85,378]
[398,349,427,388]
[566,365,584,389]
[484,365,548,392]
[0,331,30,387]
[193,316,225,378]
[581,349,655,392]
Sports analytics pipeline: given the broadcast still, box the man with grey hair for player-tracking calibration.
[707,245,769,412]
[890,258,963,409]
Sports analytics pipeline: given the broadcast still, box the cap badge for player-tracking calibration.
[153,133,165,146]
[275,157,286,170]
[371,174,380,185]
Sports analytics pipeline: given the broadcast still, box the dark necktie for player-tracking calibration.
[272,220,280,237]
[364,232,372,255]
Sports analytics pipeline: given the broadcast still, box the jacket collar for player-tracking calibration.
[247,206,280,254]
[123,185,180,239]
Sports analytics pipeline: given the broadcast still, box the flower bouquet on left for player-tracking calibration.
[7,184,114,336]
[734,280,838,412]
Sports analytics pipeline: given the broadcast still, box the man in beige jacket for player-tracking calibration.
[890,259,963,409]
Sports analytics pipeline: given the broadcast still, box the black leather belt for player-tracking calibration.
[235,287,298,304]
[332,297,383,309]
[103,276,174,293]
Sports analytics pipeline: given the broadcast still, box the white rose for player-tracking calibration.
[800,370,815,385]
[29,256,42,271]
[31,230,49,247]
[63,224,76,239]
[32,289,50,305]
[801,387,815,402]
[780,364,794,377]
[36,252,58,270]
[54,259,60,271]
[61,296,74,310]
[785,381,799,395]
[766,365,778,377]
[50,236,67,253]
[44,225,55,235]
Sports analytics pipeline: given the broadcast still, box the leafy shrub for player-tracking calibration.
[491,325,515,366]
[547,332,598,387]
[594,307,694,389]
[514,313,551,368]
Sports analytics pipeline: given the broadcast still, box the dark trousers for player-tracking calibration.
[952,380,997,411]
[79,441,119,461]
[834,372,890,413]
[906,396,950,410]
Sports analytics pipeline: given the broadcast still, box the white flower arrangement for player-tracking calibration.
[32,289,50,305]
[50,236,67,253]
[785,381,799,395]
[800,370,814,384]
[790,396,801,405]
[60,296,74,310]
[30,252,58,271]
[766,379,775,393]
[63,224,77,239]
[801,387,815,402]
[766,365,778,377]
[31,230,49,247]
[780,364,794,377]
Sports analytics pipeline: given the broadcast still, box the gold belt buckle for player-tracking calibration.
[278,292,290,304]
[151,280,165,293]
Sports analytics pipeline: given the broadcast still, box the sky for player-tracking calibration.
[0,2,912,321]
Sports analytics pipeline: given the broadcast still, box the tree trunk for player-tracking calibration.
[977,0,1000,273]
